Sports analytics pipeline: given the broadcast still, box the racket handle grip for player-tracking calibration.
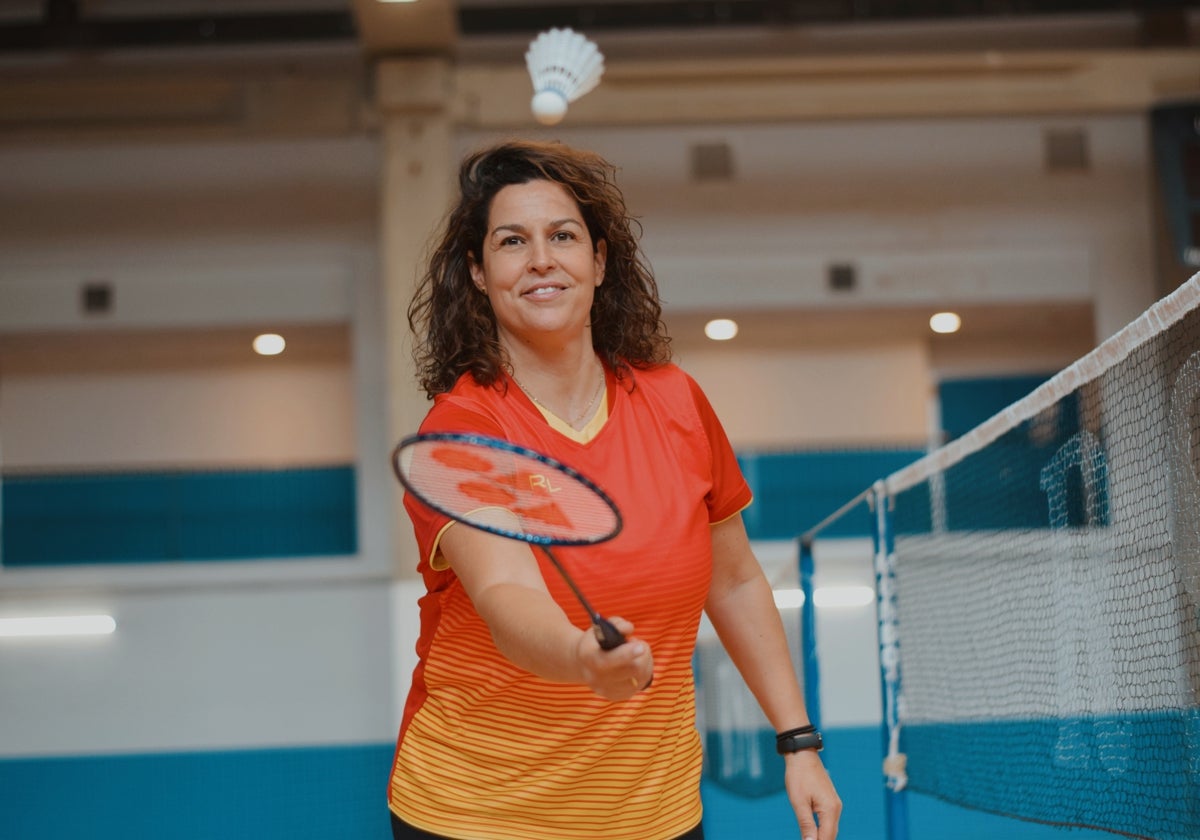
[594,617,626,650]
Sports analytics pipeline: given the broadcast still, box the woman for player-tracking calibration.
[388,140,841,840]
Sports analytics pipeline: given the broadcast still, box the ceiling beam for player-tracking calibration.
[453,48,1200,128]
[348,0,457,56]
[0,4,358,52]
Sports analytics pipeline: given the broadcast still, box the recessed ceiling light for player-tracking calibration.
[929,312,962,334]
[253,333,286,356]
[704,318,738,341]
[0,614,116,638]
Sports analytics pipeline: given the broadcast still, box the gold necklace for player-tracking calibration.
[511,365,606,427]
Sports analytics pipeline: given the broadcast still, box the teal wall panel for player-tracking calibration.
[2,465,357,566]
[0,730,1124,839]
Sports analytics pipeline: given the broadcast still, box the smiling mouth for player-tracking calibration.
[523,284,565,298]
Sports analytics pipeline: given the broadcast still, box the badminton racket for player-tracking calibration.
[392,432,626,650]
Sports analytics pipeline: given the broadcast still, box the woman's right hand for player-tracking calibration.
[577,616,654,701]
[443,526,652,696]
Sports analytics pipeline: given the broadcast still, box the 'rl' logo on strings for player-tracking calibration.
[528,474,561,493]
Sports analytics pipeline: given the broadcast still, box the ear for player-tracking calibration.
[593,239,607,286]
[467,252,486,293]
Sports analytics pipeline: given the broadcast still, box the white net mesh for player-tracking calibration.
[880,276,1200,837]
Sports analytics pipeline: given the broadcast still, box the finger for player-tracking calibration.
[816,802,841,840]
[794,800,822,840]
[583,635,646,674]
[606,616,635,636]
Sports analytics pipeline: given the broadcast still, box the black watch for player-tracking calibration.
[776,728,824,754]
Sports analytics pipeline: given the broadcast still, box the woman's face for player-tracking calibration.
[469,179,606,353]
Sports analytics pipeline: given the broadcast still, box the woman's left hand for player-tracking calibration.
[783,749,842,840]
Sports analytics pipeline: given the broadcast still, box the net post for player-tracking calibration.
[870,480,909,840]
[797,535,821,731]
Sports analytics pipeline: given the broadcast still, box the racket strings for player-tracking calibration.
[398,438,619,546]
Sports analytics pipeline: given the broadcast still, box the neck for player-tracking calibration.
[508,352,606,429]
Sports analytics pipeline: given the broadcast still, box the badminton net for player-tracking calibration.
[877,275,1200,838]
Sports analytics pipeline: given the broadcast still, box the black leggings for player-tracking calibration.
[390,812,704,840]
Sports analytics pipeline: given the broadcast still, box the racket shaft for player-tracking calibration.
[541,547,626,650]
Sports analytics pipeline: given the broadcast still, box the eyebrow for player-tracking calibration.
[490,218,584,237]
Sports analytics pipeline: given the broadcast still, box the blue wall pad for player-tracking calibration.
[935,374,1097,532]
[2,743,394,840]
[1,730,1128,840]
[698,725,1122,840]
[903,711,1200,839]
[1,465,357,566]
[938,374,1055,441]
[738,448,925,541]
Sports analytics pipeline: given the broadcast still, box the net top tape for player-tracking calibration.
[885,272,1200,496]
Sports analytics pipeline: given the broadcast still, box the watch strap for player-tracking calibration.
[776,727,824,754]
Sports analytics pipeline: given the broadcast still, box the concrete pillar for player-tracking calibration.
[376,57,455,578]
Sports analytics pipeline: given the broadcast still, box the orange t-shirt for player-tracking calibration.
[388,362,751,840]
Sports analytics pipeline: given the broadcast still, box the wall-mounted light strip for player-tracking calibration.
[774,586,875,610]
[0,614,116,638]
[814,585,875,608]
[774,588,806,609]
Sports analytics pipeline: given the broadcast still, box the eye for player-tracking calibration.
[500,234,524,247]
[551,230,577,242]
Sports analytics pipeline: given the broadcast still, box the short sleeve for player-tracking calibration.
[404,398,507,572]
[684,374,753,523]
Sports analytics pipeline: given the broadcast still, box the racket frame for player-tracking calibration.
[392,432,626,649]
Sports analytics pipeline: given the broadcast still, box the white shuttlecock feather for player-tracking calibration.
[525,27,605,126]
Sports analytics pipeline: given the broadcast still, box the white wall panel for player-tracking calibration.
[0,582,396,758]
[0,261,354,333]
[0,364,355,470]
[679,342,931,448]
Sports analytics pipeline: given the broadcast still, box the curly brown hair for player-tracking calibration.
[408,139,671,398]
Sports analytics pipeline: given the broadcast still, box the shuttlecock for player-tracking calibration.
[525,27,605,126]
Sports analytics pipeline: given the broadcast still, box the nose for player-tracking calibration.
[528,239,556,273]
